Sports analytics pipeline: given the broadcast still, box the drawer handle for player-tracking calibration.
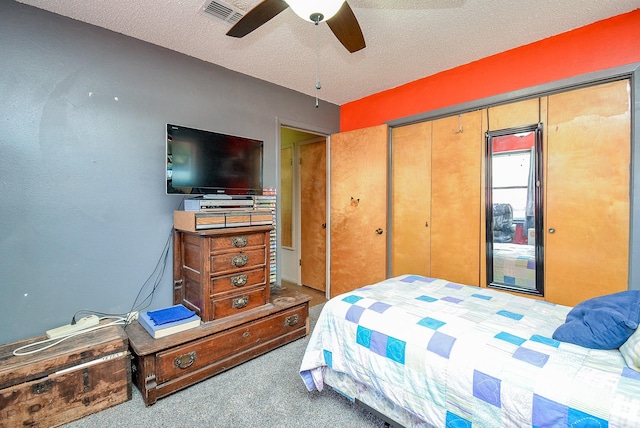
[231,255,249,267]
[32,379,53,394]
[284,314,299,327]
[233,295,249,309]
[174,351,197,370]
[232,236,248,248]
[231,274,248,287]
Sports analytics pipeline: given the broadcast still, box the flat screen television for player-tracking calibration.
[166,124,263,196]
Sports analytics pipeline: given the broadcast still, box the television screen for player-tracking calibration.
[166,124,263,196]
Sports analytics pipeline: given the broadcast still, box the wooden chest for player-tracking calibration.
[173,225,273,322]
[0,324,131,427]
[127,288,310,406]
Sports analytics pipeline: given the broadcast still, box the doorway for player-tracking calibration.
[279,126,328,293]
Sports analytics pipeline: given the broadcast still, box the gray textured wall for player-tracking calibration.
[0,1,339,344]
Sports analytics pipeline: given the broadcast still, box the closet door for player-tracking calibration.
[430,111,483,286]
[330,125,388,297]
[545,80,630,306]
[486,99,543,294]
[488,98,540,130]
[391,121,432,277]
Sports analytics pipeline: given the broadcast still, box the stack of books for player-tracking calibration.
[138,304,201,339]
[257,189,277,286]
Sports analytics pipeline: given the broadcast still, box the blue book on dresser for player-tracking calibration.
[138,305,201,339]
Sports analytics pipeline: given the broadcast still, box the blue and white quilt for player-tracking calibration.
[300,275,640,427]
[493,243,536,290]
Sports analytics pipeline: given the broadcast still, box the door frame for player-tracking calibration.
[297,137,328,291]
[276,118,332,298]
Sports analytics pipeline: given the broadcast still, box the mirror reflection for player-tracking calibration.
[486,125,542,294]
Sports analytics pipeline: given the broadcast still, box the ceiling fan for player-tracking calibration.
[226,0,366,53]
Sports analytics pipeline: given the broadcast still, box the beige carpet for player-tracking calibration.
[63,304,388,427]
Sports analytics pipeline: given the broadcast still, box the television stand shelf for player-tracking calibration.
[174,209,272,231]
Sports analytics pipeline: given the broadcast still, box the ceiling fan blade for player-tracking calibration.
[226,0,289,38]
[326,2,366,53]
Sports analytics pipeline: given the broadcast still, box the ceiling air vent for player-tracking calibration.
[201,0,245,25]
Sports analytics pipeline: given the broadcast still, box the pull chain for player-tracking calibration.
[314,17,321,108]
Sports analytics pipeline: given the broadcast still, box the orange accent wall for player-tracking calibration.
[340,9,640,132]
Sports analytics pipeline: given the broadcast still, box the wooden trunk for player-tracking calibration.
[0,324,131,427]
[128,287,310,406]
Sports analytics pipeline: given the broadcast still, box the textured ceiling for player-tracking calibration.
[15,0,640,105]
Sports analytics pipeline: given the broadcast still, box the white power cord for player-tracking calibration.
[12,317,126,357]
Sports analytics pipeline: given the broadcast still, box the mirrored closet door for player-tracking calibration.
[485,124,543,295]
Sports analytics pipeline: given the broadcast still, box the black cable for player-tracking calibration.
[69,197,185,329]
[68,228,172,329]
[122,197,184,328]
[122,226,172,328]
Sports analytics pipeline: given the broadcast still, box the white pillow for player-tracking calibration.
[620,326,640,372]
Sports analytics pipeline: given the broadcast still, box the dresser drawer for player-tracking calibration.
[209,232,267,252]
[209,286,268,320]
[155,304,308,384]
[211,268,266,295]
[210,248,265,275]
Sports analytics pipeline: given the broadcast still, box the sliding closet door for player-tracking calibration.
[330,125,388,297]
[545,80,630,306]
[488,99,540,131]
[486,99,543,294]
[391,121,432,277]
[430,111,483,286]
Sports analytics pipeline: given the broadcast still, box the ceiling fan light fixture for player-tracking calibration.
[287,0,345,23]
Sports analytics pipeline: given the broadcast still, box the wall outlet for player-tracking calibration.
[46,315,100,339]
[126,311,139,322]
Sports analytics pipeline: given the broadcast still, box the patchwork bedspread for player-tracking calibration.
[300,275,640,427]
[493,243,536,290]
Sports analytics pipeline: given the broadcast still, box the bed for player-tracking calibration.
[492,243,536,290]
[300,275,640,427]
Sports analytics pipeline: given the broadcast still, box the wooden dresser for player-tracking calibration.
[125,210,310,406]
[172,224,272,322]
[127,287,310,406]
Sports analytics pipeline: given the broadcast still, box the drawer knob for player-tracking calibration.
[231,274,248,287]
[231,255,249,267]
[232,295,249,309]
[232,236,248,248]
[284,314,299,327]
[174,351,197,370]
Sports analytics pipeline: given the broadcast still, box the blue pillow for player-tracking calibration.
[552,290,640,349]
